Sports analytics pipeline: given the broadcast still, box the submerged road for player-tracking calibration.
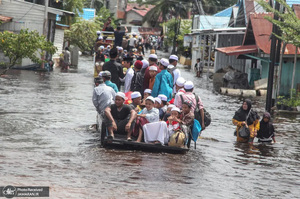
[0,53,299,198]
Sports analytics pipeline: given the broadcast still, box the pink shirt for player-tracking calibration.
[176,92,204,112]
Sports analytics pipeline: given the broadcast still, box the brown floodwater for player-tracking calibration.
[0,55,299,198]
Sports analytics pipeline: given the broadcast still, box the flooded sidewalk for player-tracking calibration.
[0,53,299,198]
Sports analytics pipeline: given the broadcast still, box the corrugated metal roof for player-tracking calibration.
[293,4,300,18]
[0,15,12,22]
[216,44,258,55]
[249,13,300,55]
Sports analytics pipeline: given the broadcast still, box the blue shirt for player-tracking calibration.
[152,69,173,101]
[105,80,119,93]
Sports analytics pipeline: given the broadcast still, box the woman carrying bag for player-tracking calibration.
[232,99,260,144]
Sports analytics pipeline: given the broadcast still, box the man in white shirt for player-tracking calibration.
[168,54,181,94]
[129,33,137,52]
[120,57,134,93]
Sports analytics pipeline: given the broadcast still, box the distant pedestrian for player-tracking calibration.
[195,58,203,77]
[62,47,71,70]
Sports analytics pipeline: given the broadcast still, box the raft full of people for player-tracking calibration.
[92,47,208,148]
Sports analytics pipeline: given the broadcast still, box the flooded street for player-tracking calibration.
[1,54,300,198]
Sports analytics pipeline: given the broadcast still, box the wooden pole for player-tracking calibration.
[291,47,298,97]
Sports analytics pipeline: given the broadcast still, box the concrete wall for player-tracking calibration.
[126,11,150,27]
[53,28,64,58]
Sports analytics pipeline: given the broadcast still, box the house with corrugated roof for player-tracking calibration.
[216,10,300,95]
[0,0,73,67]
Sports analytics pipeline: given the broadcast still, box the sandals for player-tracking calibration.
[127,138,132,141]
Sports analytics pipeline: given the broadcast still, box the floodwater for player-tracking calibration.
[0,54,299,199]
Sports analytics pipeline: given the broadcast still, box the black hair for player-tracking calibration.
[109,47,118,58]
[162,101,167,106]
[65,47,69,51]
[149,57,157,62]
[124,60,133,66]
[169,59,177,64]
[94,77,103,84]
[197,58,200,61]
[184,88,193,92]
[104,76,111,80]
[137,56,143,61]
[117,26,121,30]
[183,101,192,108]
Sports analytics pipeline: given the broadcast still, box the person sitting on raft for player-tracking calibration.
[163,104,175,122]
[257,112,276,143]
[129,91,142,113]
[104,92,137,139]
[179,100,195,137]
[128,96,159,142]
[166,107,182,139]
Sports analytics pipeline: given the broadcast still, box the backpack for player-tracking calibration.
[168,130,186,148]
[194,94,211,127]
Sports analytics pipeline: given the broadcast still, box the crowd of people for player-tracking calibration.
[92,26,276,147]
[92,43,206,147]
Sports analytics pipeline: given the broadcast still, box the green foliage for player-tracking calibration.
[65,7,117,52]
[258,0,300,47]
[61,0,84,25]
[0,29,57,74]
[164,19,192,55]
[65,18,100,52]
[277,89,300,107]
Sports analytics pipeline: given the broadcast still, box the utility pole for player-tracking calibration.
[266,2,281,112]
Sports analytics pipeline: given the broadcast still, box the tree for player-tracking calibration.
[64,19,99,53]
[164,19,192,55]
[64,7,117,53]
[0,29,57,75]
[62,0,85,25]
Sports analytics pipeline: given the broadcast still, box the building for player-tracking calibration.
[0,0,72,66]
[216,12,300,95]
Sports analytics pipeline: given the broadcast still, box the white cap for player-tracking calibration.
[133,33,137,36]
[176,77,185,87]
[158,94,167,102]
[145,96,155,103]
[99,45,105,50]
[118,47,123,51]
[167,64,174,70]
[167,104,175,109]
[142,60,149,69]
[154,97,162,104]
[149,54,158,60]
[169,54,178,61]
[184,81,194,90]
[160,58,169,67]
[96,31,101,34]
[98,36,103,40]
[116,92,126,100]
[144,89,152,94]
[171,107,181,113]
[95,62,100,66]
[107,45,111,48]
[131,91,141,99]
[149,66,157,71]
